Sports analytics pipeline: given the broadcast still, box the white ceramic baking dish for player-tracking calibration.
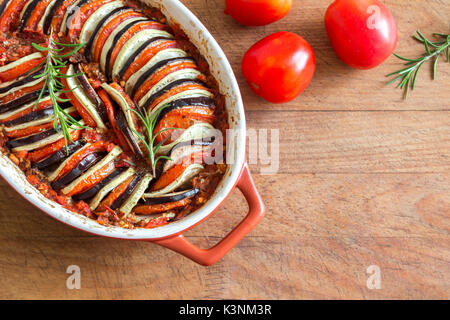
[0,0,264,266]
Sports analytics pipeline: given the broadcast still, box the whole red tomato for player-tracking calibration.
[325,0,397,69]
[241,32,316,103]
[225,0,292,26]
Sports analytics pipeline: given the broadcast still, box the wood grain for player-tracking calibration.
[0,0,449,299]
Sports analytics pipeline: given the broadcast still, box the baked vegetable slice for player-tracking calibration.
[32,139,85,170]
[0,52,43,83]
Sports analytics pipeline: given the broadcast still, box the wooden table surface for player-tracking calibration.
[0,0,449,300]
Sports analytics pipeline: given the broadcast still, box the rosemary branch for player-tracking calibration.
[386,30,450,99]
[31,29,88,152]
[129,106,176,177]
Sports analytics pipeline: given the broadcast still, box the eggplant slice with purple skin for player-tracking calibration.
[73,64,109,124]
[32,139,85,169]
[18,0,40,32]
[71,166,127,201]
[100,83,145,158]
[0,88,49,114]
[143,188,199,205]
[0,0,12,18]
[66,64,107,130]
[42,0,65,34]
[109,171,144,210]
[0,66,44,95]
[51,151,105,191]
[84,6,131,61]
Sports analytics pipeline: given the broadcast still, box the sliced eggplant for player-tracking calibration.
[73,64,108,123]
[100,83,144,157]
[42,0,65,34]
[47,141,96,182]
[100,16,148,77]
[141,79,208,113]
[125,68,202,101]
[71,166,126,201]
[119,172,152,214]
[110,171,144,210]
[0,88,48,114]
[0,66,44,96]
[18,0,40,31]
[146,87,213,116]
[157,122,215,155]
[117,37,169,80]
[32,139,85,169]
[89,166,135,210]
[78,1,124,47]
[84,6,130,60]
[4,106,76,132]
[60,0,90,35]
[61,145,123,195]
[132,51,191,98]
[143,188,199,205]
[66,64,107,130]
[116,109,144,158]
[0,0,12,18]
[0,94,54,121]
[143,163,204,198]
[9,119,84,152]
[37,0,57,32]
[161,139,214,173]
[0,52,42,74]
[111,28,173,81]
[51,151,105,191]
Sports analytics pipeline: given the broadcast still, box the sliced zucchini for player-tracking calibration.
[145,87,213,116]
[156,122,215,155]
[143,188,199,205]
[47,141,96,182]
[143,163,204,198]
[0,52,42,74]
[8,120,84,152]
[51,151,105,191]
[99,16,148,75]
[119,173,153,215]
[4,106,75,131]
[61,145,123,195]
[37,0,57,32]
[111,28,173,81]
[32,139,85,169]
[66,64,107,130]
[89,167,135,210]
[78,1,124,47]
[128,48,188,97]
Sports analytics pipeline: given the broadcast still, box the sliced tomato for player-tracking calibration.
[0,99,52,123]
[27,128,82,163]
[133,61,199,102]
[60,74,97,128]
[0,0,29,32]
[146,83,212,112]
[133,198,191,215]
[153,106,215,144]
[99,175,134,209]
[67,0,115,42]
[92,10,143,62]
[150,151,202,191]
[97,88,130,152]
[5,109,78,138]
[106,20,168,77]
[122,39,179,82]
[50,0,78,32]
[65,160,116,196]
[52,140,110,181]
[0,56,44,83]
[0,81,44,104]
[24,0,52,32]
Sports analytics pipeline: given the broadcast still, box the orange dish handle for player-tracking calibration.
[153,162,264,266]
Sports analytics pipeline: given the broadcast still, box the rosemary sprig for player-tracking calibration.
[386,30,450,99]
[129,106,176,177]
[31,29,88,152]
